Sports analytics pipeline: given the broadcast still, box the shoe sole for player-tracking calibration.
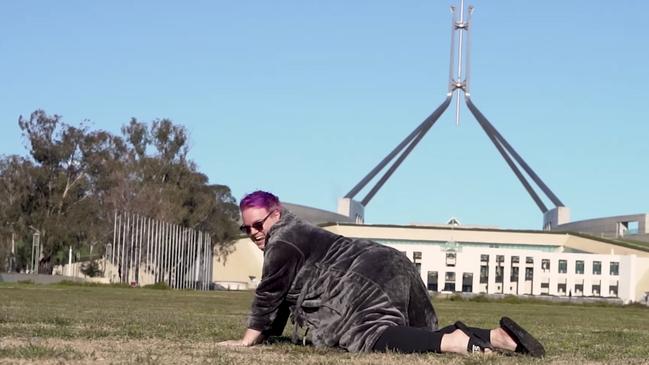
[499,316,545,358]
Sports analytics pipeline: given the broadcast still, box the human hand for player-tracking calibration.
[216,340,248,347]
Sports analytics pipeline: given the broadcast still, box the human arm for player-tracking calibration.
[247,241,302,332]
[220,241,302,347]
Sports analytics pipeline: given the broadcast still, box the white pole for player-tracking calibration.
[172,225,181,289]
[165,222,171,286]
[146,217,151,281]
[179,228,185,290]
[194,231,200,290]
[67,245,72,276]
[192,231,197,290]
[137,214,143,285]
[155,219,160,283]
[115,214,121,282]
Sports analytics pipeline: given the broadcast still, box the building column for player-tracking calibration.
[532,255,543,296]
[487,258,497,294]
[502,255,511,295]
[548,257,558,296]
[566,259,575,297]
[517,259,525,296]
[583,259,593,296]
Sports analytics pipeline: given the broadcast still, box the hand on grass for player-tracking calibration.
[217,340,249,347]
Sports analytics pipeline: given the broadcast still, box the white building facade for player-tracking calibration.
[380,240,649,303]
[215,222,649,304]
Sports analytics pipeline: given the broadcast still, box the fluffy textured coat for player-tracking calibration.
[248,209,438,352]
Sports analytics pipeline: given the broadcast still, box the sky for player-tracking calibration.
[1,1,647,230]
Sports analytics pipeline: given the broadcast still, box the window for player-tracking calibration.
[575,284,584,295]
[575,260,584,274]
[479,265,488,284]
[480,254,489,262]
[495,266,503,283]
[427,271,438,291]
[510,266,519,282]
[444,272,456,292]
[526,257,534,264]
[413,251,422,274]
[511,256,520,264]
[525,267,533,281]
[445,252,456,267]
[610,262,619,276]
[462,273,473,292]
[593,261,601,275]
[443,282,456,292]
[445,272,456,282]
[592,284,601,296]
[558,283,567,295]
[609,284,619,297]
[541,259,550,271]
[558,260,567,274]
[496,255,505,264]
[541,282,549,295]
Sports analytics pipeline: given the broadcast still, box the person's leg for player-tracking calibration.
[465,326,492,343]
[372,325,492,354]
[457,317,545,358]
[372,326,444,353]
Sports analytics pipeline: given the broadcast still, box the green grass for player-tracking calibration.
[1,282,648,364]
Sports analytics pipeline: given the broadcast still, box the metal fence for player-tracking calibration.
[108,212,213,290]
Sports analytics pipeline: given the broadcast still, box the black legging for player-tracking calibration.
[372,324,491,353]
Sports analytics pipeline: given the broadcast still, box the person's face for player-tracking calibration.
[240,207,280,251]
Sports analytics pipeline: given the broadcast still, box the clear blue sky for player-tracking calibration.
[1,1,647,229]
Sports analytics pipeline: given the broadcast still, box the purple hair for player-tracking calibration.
[239,190,282,211]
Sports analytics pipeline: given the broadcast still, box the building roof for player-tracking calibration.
[283,202,355,225]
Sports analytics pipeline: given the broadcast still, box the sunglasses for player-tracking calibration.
[239,210,276,235]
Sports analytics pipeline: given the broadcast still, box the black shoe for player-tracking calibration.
[499,316,545,358]
[454,321,494,354]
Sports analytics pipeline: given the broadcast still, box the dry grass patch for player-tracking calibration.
[1,283,649,364]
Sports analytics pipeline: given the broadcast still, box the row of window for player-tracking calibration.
[479,265,533,283]
[426,271,620,297]
[409,251,620,276]
[543,282,618,297]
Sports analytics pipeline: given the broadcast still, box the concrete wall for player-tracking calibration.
[554,213,649,239]
[212,237,263,289]
[0,272,82,284]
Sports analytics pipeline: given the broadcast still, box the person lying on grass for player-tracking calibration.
[218,191,544,356]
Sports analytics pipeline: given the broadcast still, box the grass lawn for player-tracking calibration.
[1,282,648,364]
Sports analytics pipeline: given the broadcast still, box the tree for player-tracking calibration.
[0,155,36,271]
[17,111,97,273]
[2,111,240,273]
[118,119,239,253]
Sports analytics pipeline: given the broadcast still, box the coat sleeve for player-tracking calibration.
[248,240,303,331]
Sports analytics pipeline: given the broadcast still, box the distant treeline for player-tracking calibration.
[0,110,240,273]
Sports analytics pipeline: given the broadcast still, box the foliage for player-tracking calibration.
[0,111,240,273]
[80,260,103,277]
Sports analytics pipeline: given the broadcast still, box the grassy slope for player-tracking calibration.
[1,283,648,364]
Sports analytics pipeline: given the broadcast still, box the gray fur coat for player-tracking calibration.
[248,209,438,352]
